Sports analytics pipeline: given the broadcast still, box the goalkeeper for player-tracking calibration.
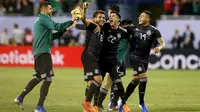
[14,1,80,112]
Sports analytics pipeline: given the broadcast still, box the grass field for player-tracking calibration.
[0,67,199,112]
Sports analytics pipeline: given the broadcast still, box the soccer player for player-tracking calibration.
[100,4,120,92]
[122,10,166,112]
[97,11,130,112]
[14,2,78,112]
[97,4,123,111]
[108,19,133,111]
[80,2,106,112]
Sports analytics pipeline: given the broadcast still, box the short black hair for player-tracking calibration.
[120,19,132,26]
[142,10,152,20]
[110,11,121,19]
[14,24,18,28]
[109,4,120,13]
[40,1,51,10]
[93,10,105,18]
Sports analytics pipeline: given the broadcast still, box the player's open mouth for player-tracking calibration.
[110,20,113,23]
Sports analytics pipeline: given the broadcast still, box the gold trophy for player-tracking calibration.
[71,6,82,21]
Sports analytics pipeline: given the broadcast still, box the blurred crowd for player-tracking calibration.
[0,24,86,46]
[164,0,200,16]
[171,25,197,49]
[0,0,91,16]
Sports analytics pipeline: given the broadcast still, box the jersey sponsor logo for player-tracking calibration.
[0,50,64,65]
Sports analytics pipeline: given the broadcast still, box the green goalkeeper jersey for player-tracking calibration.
[33,14,73,56]
[117,37,129,64]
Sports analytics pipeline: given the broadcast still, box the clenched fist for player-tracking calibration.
[83,2,89,9]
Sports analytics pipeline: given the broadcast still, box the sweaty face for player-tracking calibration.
[138,12,149,25]
[109,13,119,26]
[94,14,105,27]
[44,5,53,16]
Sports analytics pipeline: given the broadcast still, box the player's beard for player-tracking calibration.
[99,20,104,27]
[47,12,52,17]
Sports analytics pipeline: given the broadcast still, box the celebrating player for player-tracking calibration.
[97,11,130,112]
[80,2,106,112]
[108,19,133,111]
[14,2,79,112]
[122,10,166,112]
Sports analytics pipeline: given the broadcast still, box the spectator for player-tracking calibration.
[182,25,195,49]
[24,28,33,45]
[22,0,34,16]
[0,3,6,16]
[12,24,24,45]
[171,29,182,49]
[9,38,17,46]
[173,0,180,16]
[183,0,193,15]
[0,28,9,45]
[15,0,23,14]
[193,0,200,15]
[2,0,16,14]
[76,30,86,46]
[164,0,174,15]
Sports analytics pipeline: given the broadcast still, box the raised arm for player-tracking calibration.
[82,2,91,27]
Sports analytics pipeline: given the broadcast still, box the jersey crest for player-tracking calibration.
[146,30,152,36]
[117,33,121,39]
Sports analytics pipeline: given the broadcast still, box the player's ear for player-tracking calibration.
[147,17,150,22]
[93,17,96,21]
[42,7,47,12]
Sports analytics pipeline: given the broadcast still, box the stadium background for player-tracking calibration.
[0,0,200,112]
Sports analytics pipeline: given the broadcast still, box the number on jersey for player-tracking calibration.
[140,33,147,41]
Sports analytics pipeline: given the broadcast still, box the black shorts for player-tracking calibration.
[33,53,54,79]
[81,53,101,81]
[130,59,148,76]
[99,58,121,81]
[119,61,126,77]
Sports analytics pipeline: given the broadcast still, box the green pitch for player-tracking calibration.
[0,67,199,112]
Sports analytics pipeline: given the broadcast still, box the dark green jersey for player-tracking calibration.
[33,14,73,56]
[117,38,129,64]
